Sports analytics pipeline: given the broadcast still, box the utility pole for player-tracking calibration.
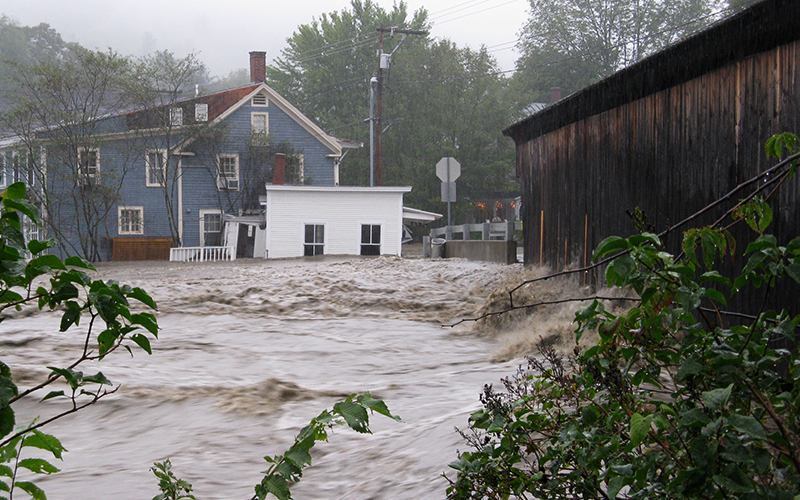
[374,25,427,186]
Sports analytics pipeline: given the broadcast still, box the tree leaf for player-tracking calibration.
[13,481,46,500]
[629,413,651,447]
[726,413,767,441]
[130,333,153,355]
[333,400,370,434]
[23,430,66,459]
[702,384,733,411]
[18,458,59,475]
[260,474,291,500]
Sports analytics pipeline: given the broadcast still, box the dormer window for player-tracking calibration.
[195,103,208,122]
[251,93,268,107]
[170,107,183,126]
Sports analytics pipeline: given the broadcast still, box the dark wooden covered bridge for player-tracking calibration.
[504,0,800,288]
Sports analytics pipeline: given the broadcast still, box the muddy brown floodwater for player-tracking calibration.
[3,254,568,500]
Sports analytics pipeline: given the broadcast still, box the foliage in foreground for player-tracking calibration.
[447,136,800,499]
[0,181,159,499]
[151,393,399,500]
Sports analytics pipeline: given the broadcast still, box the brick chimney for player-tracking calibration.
[549,87,562,104]
[250,51,267,83]
[273,153,286,185]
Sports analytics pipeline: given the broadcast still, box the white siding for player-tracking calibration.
[264,186,408,259]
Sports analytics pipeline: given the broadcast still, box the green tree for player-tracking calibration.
[125,50,212,246]
[0,17,75,106]
[446,134,800,499]
[0,181,158,498]
[268,0,517,215]
[1,46,138,261]
[514,0,717,101]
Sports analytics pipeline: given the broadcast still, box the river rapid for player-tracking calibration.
[4,255,541,500]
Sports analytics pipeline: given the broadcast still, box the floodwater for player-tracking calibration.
[3,254,543,500]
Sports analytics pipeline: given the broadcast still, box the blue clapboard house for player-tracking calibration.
[0,52,355,261]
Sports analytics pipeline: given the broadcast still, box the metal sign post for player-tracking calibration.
[436,157,461,236]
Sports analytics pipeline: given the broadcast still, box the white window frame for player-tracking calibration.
[195,103,208,122]
[170,107,183,127]
[251,92,268,107]
[303,222,325,256]
[216,154,240,191]
[360,223,382,256]
[199,209,223,247]
[251,112,269,135]
[77,147,100,185]
[118,206,144,235]
[146,149,167,187]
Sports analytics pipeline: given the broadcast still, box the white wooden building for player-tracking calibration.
[260,185,412,259]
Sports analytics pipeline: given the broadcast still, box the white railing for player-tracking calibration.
[169,246,236,262]
[430,221,521,241]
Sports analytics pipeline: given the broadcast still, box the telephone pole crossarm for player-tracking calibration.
[373,26,427,186]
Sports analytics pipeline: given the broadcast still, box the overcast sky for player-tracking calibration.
[0,0,529,78]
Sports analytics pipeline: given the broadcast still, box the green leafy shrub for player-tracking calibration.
[0,181,159,499]
[447,135,800,499]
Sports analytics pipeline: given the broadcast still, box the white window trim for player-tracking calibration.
[216,154,240,191]
[145,149,167,187]
[170,107,183,127]
[199,209,223,247]
[251,92,268,107]
[118,206,144,235]
[359,222,383,255]
[77,147,100,184]
[302,221,326,256]
[195,103,208,122]
[251,112,269,135]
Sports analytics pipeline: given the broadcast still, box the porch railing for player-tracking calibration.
[169,246,236,262]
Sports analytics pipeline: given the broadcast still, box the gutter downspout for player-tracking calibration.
[177,155,183,245]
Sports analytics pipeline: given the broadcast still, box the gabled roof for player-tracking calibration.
[124,83,344,156]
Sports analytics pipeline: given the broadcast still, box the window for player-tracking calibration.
[0,153,5,187]
[118,206,143,235]
[200,210,223,246]
[304,224,324,256]
[145,150,166,186]
[251,92,267,107]
[361,224,381,256]
[195,103,208,122]
[170,107,183,127]
[216,154,239,190]
[78,147,100,184]
[251,112,268,135]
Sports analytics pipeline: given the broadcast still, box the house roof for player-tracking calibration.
[503,0,800,144]
[124,83,344,156]
[263,185,412,194]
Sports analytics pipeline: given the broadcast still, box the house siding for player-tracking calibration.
[264,187,407,259]
[7,83,348,261]
[505,0,800,343]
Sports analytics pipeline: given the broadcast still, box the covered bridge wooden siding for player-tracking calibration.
[504,0,800,285]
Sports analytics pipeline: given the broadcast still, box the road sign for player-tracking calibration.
[436,157,461,182]
[441,182,456,202]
